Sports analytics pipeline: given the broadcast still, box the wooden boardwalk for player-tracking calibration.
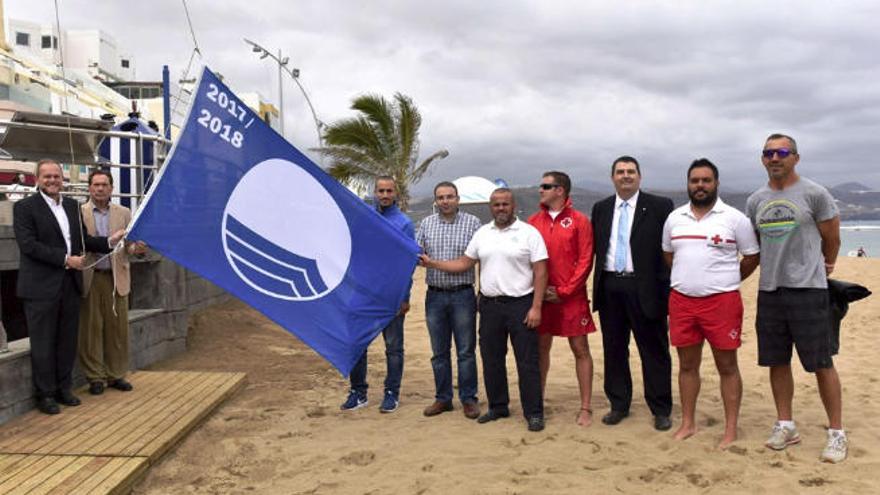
[0,371,246,494]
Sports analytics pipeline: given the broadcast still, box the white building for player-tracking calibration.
[5,19,134,82]
[63,29,135,82]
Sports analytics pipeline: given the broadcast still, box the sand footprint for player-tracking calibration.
[726,445,748,456]
[339,450,376,467]
[799,477,832,487]
[687,473,710,488]
[305,406,327,418]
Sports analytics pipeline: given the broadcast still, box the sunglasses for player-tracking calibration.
[539,184,560,190]
[762,148,795,159]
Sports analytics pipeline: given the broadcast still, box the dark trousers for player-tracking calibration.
[23,271,81,399]
[598,276,672,417]
[479,294,543,419]
[349,314,405,397]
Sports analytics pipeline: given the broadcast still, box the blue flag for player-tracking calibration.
[129,66,419,376]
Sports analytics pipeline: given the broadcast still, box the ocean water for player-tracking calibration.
[840,221,880,257]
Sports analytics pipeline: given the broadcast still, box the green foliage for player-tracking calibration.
[315,93,448,211]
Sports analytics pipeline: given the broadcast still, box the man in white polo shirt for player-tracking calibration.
[421,188,549,432]
[662,159,760,448]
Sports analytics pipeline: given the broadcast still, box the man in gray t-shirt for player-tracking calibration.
[746,177,838,291]
[746,133,846,464]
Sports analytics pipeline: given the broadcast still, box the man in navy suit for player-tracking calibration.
[591,156,674,431]
[14,159,123,415]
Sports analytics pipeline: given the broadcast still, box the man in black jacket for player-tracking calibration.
[14,159,123,415]
[591,156,674,431]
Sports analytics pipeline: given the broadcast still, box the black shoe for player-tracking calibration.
[37,397,60,415]
[108,378,133,392]
[477,409,510,424]
[527,416,545,432]
[56,390,81,406]
[601,410,629,425]
[654,415,672,431]
[89,381,105,395]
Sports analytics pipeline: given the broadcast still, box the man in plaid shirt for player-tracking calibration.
[417,181,482,419]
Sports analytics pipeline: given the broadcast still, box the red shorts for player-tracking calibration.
[539,296,596,337]
[669,289,743,350]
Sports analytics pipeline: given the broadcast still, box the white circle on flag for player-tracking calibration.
[222,158,352,300]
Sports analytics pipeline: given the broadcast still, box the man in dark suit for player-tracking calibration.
[13,159,123,415]
[591,156,674,431]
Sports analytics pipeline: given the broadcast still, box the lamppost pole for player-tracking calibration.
[244,38,323,148]
[277,48,285,136]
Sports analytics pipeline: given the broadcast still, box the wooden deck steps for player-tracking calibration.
[0,371,245,494]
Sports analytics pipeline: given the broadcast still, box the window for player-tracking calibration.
[15,32,30,47]
[121,59,130,69]
[41,35,52,49]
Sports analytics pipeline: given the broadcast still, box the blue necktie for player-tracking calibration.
[614,202,629,272]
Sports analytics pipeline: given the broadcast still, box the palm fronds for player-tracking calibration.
[314,92,447,211]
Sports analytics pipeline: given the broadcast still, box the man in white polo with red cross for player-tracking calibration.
[662,158,760,449]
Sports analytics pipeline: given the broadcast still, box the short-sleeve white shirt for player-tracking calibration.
[464,218,548,297]
[662,198,759,297]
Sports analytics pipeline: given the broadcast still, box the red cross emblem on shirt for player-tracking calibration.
[711,234,722,244]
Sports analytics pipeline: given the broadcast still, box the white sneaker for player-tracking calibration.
[820,430,848,463]
[765,422,801,450]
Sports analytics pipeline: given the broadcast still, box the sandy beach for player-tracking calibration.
[132,258,878,494]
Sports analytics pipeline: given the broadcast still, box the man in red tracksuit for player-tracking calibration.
[528,171,597,426]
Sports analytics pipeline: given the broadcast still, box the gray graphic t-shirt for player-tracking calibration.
[746,177,838,291]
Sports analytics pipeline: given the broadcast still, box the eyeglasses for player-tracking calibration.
[762,148,795,159]
[539,184,560,190]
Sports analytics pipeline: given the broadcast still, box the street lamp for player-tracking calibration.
[243,38,324,148]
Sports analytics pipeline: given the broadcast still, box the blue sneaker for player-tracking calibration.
[379,391,399,413]
[340,390,368,411]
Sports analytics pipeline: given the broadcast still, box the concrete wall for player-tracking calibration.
[0,226,228,424]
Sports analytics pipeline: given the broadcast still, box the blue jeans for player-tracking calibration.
[425,288,478,403]
[349,314,405,397]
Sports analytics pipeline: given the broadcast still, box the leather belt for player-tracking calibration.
[479,292,533,304]
[428,284,473,293]
[606,271,636,278]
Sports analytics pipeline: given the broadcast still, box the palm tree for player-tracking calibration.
[315,92,448,211]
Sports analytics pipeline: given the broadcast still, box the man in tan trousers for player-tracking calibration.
[79,169,145,395]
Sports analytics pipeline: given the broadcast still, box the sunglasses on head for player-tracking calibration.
[762,148,794,159]
[539,184,560,190]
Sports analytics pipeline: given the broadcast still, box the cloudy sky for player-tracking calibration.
[8,1,880,196]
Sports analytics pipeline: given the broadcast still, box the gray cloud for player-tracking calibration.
[7,0,879,196]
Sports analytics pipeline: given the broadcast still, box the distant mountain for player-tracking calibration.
[833,182,875,193]
[829,183,880,220]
